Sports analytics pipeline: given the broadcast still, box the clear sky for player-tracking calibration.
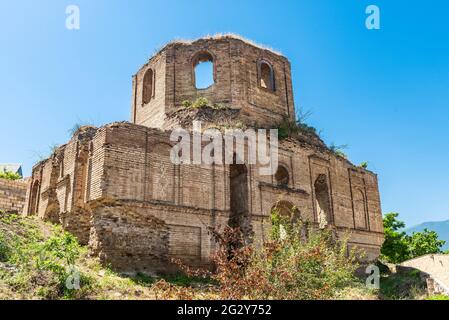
[1,0,448,227]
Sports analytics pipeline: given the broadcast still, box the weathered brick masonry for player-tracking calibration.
[24,35,384,274]
[0,178,28,213]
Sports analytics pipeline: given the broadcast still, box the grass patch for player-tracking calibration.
[1,211,440,300]
[181,97,229,111]
[426,294,449,300]
[379,269,426,300]
[130,272,216,287]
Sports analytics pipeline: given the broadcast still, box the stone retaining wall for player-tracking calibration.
[401,254,449,295]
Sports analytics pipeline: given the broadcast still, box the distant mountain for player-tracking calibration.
[406,220,449,251]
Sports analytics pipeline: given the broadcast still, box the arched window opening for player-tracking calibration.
[193,52,214,89]
[275,165,289,186]
[271,201,302,241]
[142,68,155,104]
[272,201,300,223]
[314,174,332,228]
[259,60,275,91]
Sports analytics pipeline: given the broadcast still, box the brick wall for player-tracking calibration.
[23,35,385,273]
[24,120,385,271]
[0,178,28,213]
[131,35,295,129]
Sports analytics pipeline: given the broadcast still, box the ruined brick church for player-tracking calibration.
[23,35,384,274]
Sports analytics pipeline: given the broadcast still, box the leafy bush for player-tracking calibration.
[177,208,359,300]
[381,213,446,263]
[192,97,209,109]
[181,100,193,108]
[181,97,228,111]
[408,229,446,258]
[0,233,10,262]
[381,213,410,263]
[329,144,348,159]
[359,162,369,169]
[0,171,22,181]
[277,118,317,140]
[0,214,93,299]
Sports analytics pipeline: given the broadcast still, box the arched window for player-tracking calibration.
[193,51,214,89]
[314,174,332,228]
[272,201,300,223]
[258,60,275,91]
[275,165,289,186]
[142,68,155,104]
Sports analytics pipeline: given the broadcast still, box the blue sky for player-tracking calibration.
[1,0,448,227]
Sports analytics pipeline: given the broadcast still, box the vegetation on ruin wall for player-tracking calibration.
[173,209,363,300]
[0,209,376,300]
[0,211,93,299]
[181,97,228,111]
[0,171,22,181]
[381,212,447,264]
[1,209,446,300]
[177,97,361,164]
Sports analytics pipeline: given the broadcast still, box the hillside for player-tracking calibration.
[406,220,449,251]
[0,211,446,300]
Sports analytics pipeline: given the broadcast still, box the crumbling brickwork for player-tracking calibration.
[131,35,295,129]
[24,34,384,274]
[0,178,28,213]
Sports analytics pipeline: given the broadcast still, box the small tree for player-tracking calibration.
[381,213,410,263]
[381,213,446,263]
[408,229,446,258]
[177,208,359,300]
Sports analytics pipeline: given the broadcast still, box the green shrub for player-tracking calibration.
[359,162,369,169]
[211,103,228,110]
[0,216,93,299]
[0,233,10,262]
[381,213,446,264]
[276,118,318,140]
[179,206,359,300]
[192,97,210,109]
[181,100,193,108]
[427,294,449,300]
[0,171,21,181]
[329,144,348,159]
[180,98,230,111]
[180,97,210,109]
